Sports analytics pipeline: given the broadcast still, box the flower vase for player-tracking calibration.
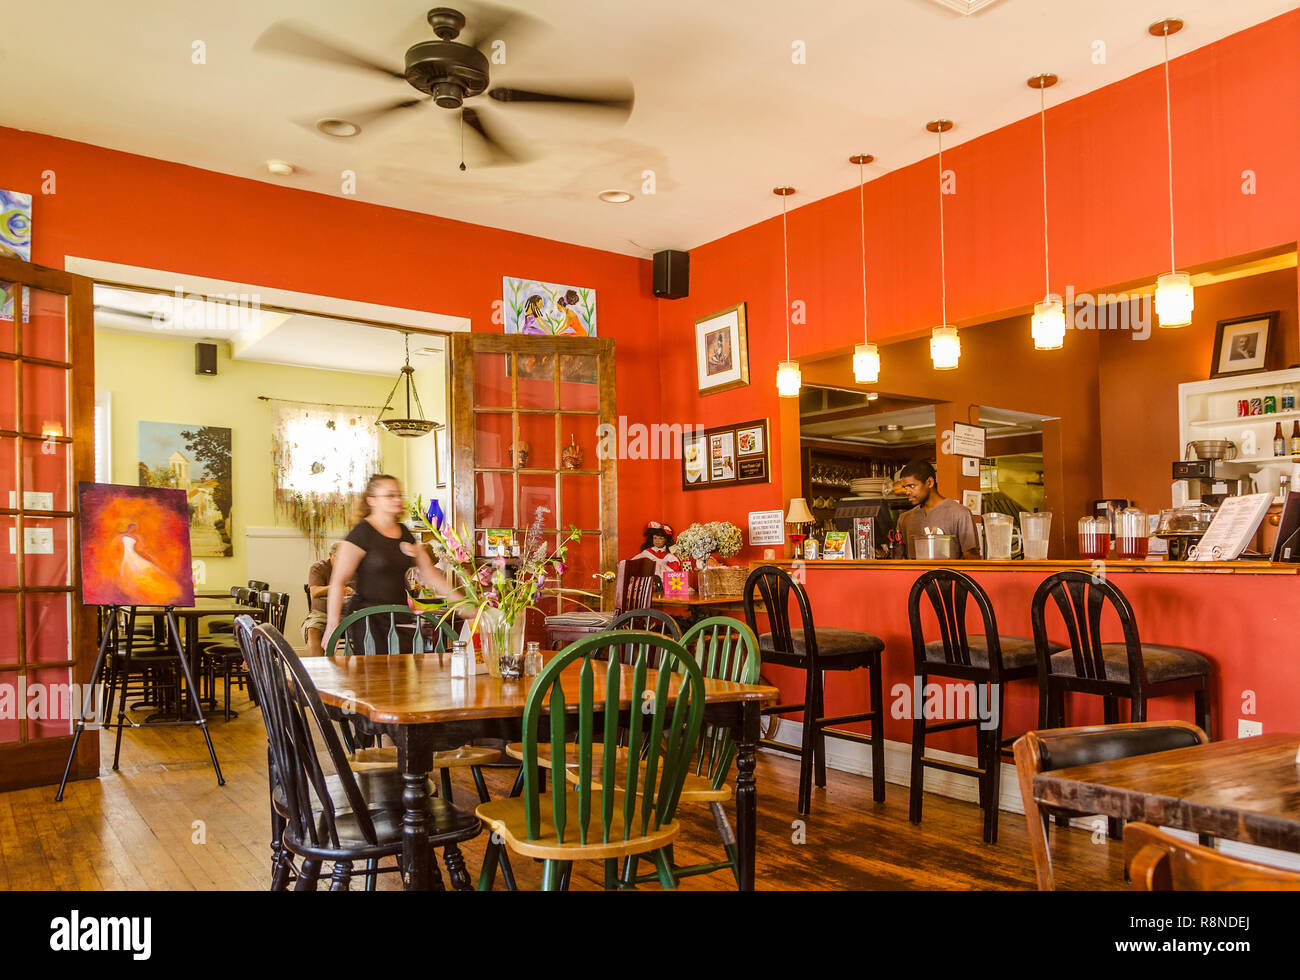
[486,615,527,680]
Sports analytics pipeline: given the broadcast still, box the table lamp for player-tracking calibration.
[785,497,815,556]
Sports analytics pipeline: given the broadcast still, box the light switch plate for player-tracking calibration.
[961,456,980,477]
[1238,719,1263,738]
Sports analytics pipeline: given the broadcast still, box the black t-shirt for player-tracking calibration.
[344,520,416,608]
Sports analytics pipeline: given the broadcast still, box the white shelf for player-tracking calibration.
[1190,409,1300,427]
[1215,454,1300,465]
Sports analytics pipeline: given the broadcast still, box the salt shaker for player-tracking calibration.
[524,641,543,677]
[450,639,468,678]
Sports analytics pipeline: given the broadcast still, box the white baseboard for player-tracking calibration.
[763,719,1300,872]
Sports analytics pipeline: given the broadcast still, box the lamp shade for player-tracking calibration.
[776,359,802,397]
[1155,272,1193,327]
[930,325,960,370]
[785,497,815,525]
[853,342,880,384]
[1031,298,1066,350]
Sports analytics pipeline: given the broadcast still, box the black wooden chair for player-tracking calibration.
[743,564,886,815]
[243,621,480,890]
[907,569,1056,844]
[247,579,270,591]
[1030,571,1212,735]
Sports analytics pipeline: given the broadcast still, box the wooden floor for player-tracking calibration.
[0,685,1124,890]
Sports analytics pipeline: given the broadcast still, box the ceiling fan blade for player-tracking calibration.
[461,107,526,165]
[486,83,634,117]
[298,96,431,135]
[254,21,406,80]
[461,3,543,55]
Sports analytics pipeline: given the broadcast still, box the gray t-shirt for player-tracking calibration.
[897,498,979,558]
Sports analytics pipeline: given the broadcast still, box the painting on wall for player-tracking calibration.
[694,303,749,395]
[138,421,233,557]
[503,277,597,336]
[0,188,33,323]
[78,483,195,607]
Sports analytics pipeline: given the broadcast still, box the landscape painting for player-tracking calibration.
[78,483,195,607]
[138,421,233,557]
[503,276,597,336]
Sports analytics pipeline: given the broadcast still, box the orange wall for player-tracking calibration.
[0,127,664,555]
[657,9,1300,540]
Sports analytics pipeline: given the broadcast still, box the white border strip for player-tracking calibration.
[65,256,471,334]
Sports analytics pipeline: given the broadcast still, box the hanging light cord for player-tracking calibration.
[1163,27,1176,274]
[782,191,791,361]
[938,130,948,326]
[858,161,868,342]
[1039,85,1051,299]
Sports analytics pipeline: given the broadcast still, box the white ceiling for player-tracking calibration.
[5,0,1298,257]
[93,283,444,376]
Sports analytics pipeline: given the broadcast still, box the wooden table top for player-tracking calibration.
[1034,733,1300,851]
[299,653,780,726]
[133,601,262,619]
[653,594,747,607]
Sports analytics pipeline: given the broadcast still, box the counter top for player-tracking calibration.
[753,558,1300,576]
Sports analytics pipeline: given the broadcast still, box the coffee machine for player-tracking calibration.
[1172,458,1254,506]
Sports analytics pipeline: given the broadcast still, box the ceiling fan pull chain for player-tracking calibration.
[459,110,467,171]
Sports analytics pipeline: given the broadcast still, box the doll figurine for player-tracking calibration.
[632,521,682,587]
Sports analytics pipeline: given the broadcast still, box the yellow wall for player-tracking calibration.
[95,329,432,589]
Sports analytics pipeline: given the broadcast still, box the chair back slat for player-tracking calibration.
[908,569,1002,675]
[326,604,456,657]
[519,631,704,849]
[680,617,760,789]
[1031,571,1144,689]
[743,564,819,661]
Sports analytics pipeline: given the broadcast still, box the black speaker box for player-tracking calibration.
[653,249,689,299]
[195,342,217,376]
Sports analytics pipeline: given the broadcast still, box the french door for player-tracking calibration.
[450,333,617,614]
[0,256,96,791]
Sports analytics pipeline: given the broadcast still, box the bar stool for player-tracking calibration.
[1030,571,1212,734]
[907,569,1058,844]
[743,564,886,816]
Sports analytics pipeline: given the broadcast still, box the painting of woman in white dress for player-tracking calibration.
[78,484,194,607]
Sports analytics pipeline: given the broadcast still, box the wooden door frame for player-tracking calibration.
[0,255,97,791]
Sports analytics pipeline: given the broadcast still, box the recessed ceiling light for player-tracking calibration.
[598,190,633,204]
[316,119,360,138]
[266,159,295,177]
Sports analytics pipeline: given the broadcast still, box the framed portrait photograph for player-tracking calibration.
[694,303,749,395]
[1210,312,1279,379]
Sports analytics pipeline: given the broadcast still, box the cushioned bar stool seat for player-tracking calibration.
[759,627,884,664]
[923,634,1063,671]
[1048,643,1210,684]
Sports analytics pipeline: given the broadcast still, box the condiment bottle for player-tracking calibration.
[450,639,468,678]
[524,641,543,676]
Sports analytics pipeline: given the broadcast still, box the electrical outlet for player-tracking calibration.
[1238,719,1263,738]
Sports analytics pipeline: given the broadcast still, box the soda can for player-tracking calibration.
[1250,398,1264,416]
[1238,399,1251,417]
[1264,395,1278,414]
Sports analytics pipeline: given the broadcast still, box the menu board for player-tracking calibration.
[682,418,770,491]
[1189,493,1272,561]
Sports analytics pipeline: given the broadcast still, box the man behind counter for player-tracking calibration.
[896,459,981,559]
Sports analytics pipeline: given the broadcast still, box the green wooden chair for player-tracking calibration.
[475,631,706,891]
[618,616,760,887]
[324,604,457,657]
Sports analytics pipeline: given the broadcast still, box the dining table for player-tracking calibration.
[1032,732,1300,854]
[298,651,780,891]
[131,600,262,718]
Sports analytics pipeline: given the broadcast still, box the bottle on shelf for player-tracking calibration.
[1284,385,1297,412]
[1274,421,1286,457]
[1290,421,1300,455]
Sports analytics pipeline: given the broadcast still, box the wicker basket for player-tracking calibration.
[698,564,748,599]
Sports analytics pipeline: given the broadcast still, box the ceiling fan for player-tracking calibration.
[254,4,634,169]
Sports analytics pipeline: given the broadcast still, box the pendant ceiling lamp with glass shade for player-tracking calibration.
[774,185,802,397]
[1028,73,1066,351]
[927,119,960,370]
[376,332,436,437]
[849,153,881,384]
[1151,17,1193,327]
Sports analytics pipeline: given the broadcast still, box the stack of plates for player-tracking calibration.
[851,477,893,496]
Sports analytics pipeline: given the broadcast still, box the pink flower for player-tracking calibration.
[477,565,494,585]
[493,555,507,569]
[554,561,568,576]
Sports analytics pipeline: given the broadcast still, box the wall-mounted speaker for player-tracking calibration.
[195,342,217,376]
[653,249,689,299]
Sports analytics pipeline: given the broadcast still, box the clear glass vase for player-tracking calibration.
[485,614,527,680]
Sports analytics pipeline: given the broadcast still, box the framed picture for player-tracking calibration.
[682,418,769,491]
[962,489,983,515]
[503,277,596,336]
[433,424,447,489]
[694,303,749,395]
[1210,312,1279,379]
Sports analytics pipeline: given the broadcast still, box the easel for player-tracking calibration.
[56,604,224,801]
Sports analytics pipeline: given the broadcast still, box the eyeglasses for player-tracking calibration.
[371,491,405,500]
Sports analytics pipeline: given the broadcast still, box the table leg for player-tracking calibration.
[734,700,760,891]
[398,729,440,891]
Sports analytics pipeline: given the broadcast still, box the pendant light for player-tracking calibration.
[849,154,880,384]
[376,332,436,437]
[1151,17,1193,327]
[774,186,801,397]
[1028,73,1066,350]
[927,120,960,370]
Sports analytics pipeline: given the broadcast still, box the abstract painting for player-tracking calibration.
[79,483,195,607]
[503,277,596,336]
[0,188,32,262]
[138,422,233,557]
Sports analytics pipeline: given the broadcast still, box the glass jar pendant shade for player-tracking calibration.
[930,326,960,370]
[376,333,436,437]
[1152,18,1192,328]
[1032,298,1066,350]
[776,359,802,396]
[774,185,800,397]
[853,342,880,384]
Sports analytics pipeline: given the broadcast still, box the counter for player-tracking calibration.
[747,558,1300,748]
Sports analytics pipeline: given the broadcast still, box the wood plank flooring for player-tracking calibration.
[0,686,1123,890]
